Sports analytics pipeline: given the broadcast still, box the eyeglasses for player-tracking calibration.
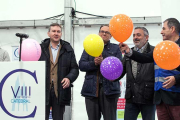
[99,30,111,35]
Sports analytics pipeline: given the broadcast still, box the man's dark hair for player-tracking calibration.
[134,27,149,36]
[164,18,180,34]
[99,25,109,32]
[48,23,62,32]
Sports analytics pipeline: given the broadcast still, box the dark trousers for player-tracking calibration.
[46,87,65,120]
[85,86,119,120]
[156,102,180,120]
[124,102,156,120]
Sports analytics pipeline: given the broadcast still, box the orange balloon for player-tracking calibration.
[109,14,133,42]
[153,40,180,70]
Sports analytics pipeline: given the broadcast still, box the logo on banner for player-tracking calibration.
[14,48,19,58]
[0,69,38,119]
[11,77,31,111]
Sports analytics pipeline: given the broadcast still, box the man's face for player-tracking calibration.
[133,29,148,48]
[161,21,172,40]
[99,26,112,44]
[48,26,62,43]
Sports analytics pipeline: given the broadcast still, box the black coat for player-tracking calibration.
[39,38,79,105]
[121,43,155,104]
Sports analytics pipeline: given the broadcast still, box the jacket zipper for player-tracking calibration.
[96,68,100,97]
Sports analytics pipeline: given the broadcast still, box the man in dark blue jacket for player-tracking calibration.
[79,25,122,120]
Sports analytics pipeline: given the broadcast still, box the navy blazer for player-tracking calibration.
[79,41,122,97]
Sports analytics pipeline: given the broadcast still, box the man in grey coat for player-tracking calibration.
[0,48,10,61]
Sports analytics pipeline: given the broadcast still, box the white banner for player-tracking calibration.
[0,61,45,119]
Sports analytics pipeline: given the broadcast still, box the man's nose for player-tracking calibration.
[133,35,137,39]
[160,30,163,34]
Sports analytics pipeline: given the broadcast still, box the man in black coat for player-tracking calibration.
[120,27,156,120]
[39,23,79,120]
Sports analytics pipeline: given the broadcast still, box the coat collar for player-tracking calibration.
[175,37,180,46]
[104,40,111,49]
[131,42,152,53]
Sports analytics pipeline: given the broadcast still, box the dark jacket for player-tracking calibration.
[79,41,122,98]
[129,38,180,105]
[39,38,79,105]
[120,43,155,104]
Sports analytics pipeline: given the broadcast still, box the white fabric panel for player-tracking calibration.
[160,0,180,22]
[1,0,161,21]
[74,0,161,17]
[0,0,64,20]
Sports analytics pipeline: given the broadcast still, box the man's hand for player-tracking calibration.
[61,78,70,89]
[119,43,130,53]
[163,76,176,89]
[94,55,103,65]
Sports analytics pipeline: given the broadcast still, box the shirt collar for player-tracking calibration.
[50,42,60,50]
[135,42,148,52]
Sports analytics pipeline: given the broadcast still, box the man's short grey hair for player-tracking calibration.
[164,18,180,34]
[134,27,149,36]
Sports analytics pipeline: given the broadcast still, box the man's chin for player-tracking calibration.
[162,38,168,41]
[54,39,60,41]
[134,43,140,46]
[51,39,60,42]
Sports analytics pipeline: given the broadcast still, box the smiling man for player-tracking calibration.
[39,23,79,120]
[133,27,149,49]
[119,27,156,120]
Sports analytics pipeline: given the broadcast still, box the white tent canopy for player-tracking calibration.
[0,0,180,120]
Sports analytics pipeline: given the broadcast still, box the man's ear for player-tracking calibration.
[146,35,149,41]
[170,26,175,33]
[109,35,112,39]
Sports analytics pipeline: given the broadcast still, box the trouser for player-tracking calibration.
[85,86,119,120]
[45,83,65,120]
[156,101,180,120]
[124,102,156,120]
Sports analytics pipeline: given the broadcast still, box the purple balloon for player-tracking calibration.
[100,56,123,80]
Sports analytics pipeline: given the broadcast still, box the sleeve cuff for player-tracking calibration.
[125,49,133,57]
